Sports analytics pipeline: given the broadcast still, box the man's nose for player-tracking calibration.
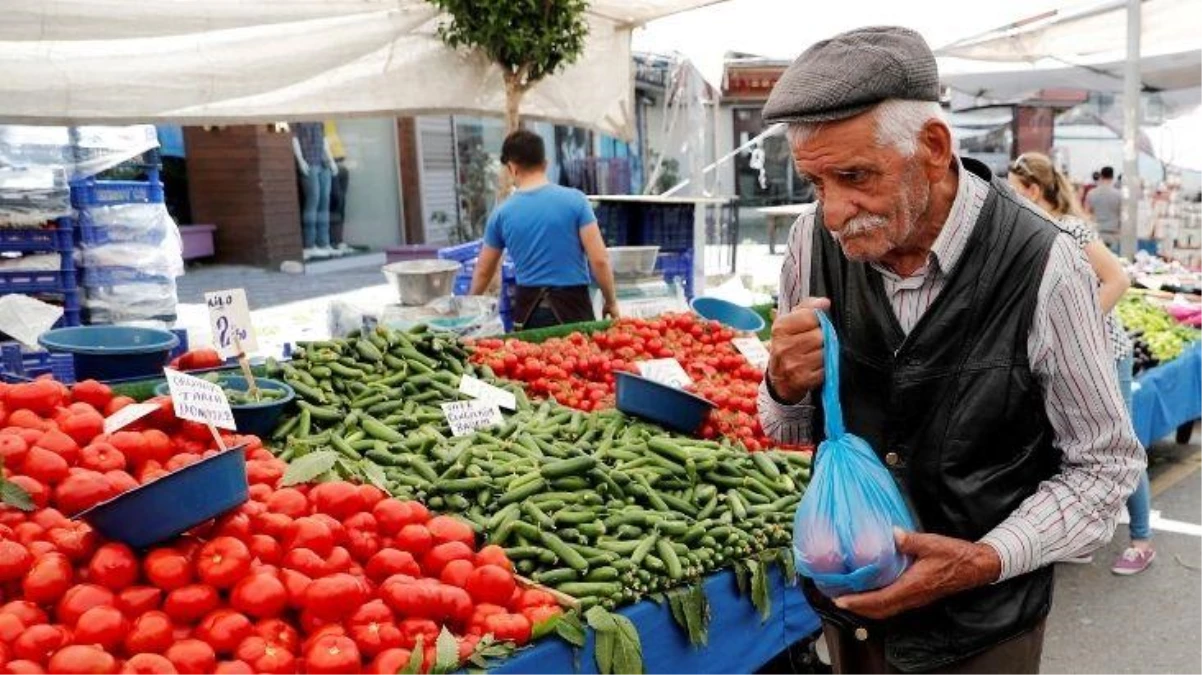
[822,199,857,233]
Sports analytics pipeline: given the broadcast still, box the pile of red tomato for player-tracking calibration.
[469,313,784,451]
[1,378,558,674]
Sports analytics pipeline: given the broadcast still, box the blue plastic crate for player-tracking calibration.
[595,202,631,246]
[71,179,165,208]
[0,343,76,384]
[438,240,484,263]
[82,266,174,287]
[0,220,75,253]
[642,204,695,252]
[0,269,78,294]
[656,250,695,299]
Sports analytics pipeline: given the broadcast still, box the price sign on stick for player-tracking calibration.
[441,400,504,437]
[103,403,159,435]
[637,359,693,389]
[205,289,257,359]
[458,375,517,411]
[164,368,237,440]
[731,337,770,371]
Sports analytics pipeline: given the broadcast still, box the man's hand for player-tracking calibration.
[603,301,621,320]
[834,529,1002,620]
[767,297,831,403]
[298,160,311,177]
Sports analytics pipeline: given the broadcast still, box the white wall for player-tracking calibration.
[336,117,404,249]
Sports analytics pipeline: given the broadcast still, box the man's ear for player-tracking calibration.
[919,121,954,183]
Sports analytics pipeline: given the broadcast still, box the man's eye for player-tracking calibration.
[839,171,869,185]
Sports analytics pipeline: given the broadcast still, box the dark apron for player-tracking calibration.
[513,285,595,330]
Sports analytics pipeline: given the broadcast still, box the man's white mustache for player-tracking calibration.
[834,214,888,239]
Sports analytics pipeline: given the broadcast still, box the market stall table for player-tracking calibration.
[490,567,820,674]
[1131,341,1202,447]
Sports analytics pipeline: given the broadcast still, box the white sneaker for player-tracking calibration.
[302,247,322,261]
[319,246,340,257]
[335,242,354,252]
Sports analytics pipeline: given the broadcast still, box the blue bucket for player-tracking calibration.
[77,447,248,549]
[615,371,715,434]
[39,326,178,381]
[156,375,295,439]
[690,297,766,333]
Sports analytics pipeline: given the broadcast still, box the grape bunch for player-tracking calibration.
[1128,331,1161,375]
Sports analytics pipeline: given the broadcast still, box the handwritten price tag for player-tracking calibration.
[205,288,257,359]
[164,368,237,431]
[458,375,517,411]
[441,400,504,437]
[636,358,693,389]
[103,403,159,434]
[732,337,769,370]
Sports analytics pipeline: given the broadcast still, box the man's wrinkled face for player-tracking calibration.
[791,112,932,262]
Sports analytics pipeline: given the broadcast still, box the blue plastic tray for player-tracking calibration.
[71,179,165,208]
[438,240,484,263]
[77,447,249,549]
[82,266,175,287]
[615,371,715,434]
[156,375,295,438]
[0,222,75,253]
[691,296,765,333]
[39,325,178,381]
[0,269,77,294]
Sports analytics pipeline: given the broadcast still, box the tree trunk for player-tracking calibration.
[497,70,528,201]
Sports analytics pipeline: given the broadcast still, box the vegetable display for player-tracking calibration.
[1,379,550,674]
[191,374,288,405]
[1117,295,1201,368]
[467,314,794,451]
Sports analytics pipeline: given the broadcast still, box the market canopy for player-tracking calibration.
[0,0,723,139]
[937,0,1201,114]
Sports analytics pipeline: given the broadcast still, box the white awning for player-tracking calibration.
[0,0,723,139]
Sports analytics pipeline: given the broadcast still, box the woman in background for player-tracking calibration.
[1009,152,1155,575]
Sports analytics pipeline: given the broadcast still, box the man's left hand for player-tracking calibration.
[834,529,1002,620]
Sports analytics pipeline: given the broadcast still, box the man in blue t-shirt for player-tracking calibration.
[470,130,620,329]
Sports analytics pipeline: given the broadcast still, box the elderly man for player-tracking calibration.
[758,27,1144,673]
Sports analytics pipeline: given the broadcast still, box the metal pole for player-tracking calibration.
[662,123,785,197]
[1121,0,1141,258]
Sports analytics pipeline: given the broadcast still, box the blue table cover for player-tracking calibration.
[1131,342,1201,448]
[491,566,820,674]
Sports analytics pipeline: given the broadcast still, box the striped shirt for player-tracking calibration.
[758,161,1146,581]
[1050,215,1133,362]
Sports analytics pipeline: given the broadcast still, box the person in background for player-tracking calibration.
[759,26,1143,673]
[1008,153,1154,575]
[1086,166,1122,252]
[291,122,337,261]
[470,130,620,329]
[324,120,353,253]
[1080,170,1101,208]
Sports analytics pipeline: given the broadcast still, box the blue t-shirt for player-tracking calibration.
[483,184,596,287]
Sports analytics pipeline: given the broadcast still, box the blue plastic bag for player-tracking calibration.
[792,310,917,598]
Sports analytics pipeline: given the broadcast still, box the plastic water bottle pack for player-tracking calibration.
[793,310,917,598]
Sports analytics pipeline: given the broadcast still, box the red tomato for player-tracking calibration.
[367,648,414,675]
[0,613,26,643]
[474,545,513,572]
[73,605,129,652]
[162,585,220,624]
[303,635,361,675]
[194,610,253,656]
[425,515,475,548]
[421,541,473,577]
[248,534,283,565]
[143,549,192,590]
[124,611,174,655]
[302,573,366,621]
[196,537,252,589]
[439,559,474,588]
[229,574,288,620]
[0,540,32,583]
[47,645,116,674]
[365,549,421,584]
[263,489,308,519]
[309,481,366,520]
[52,470,114,516]
[253,619,300,655]
[372,499,428,535]
[234,637,295,675]
[56,583,115,627]
[120,653,178,674]
[165,639,217,675]
[1,601,47,626]
[87,543,139,591]
[12,624,71,664]
[393,524,433,558]
[116,586,162,618]
[465,564,516,606]
[284,517,334,557]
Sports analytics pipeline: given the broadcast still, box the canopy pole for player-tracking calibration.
[662,123,785,197]
[1121,0,1141,258]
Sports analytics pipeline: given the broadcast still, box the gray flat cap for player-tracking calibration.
[763,26,940,125]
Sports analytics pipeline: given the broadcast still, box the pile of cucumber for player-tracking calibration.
[267,325,810,609]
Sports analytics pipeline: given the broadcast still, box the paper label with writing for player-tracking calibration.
[636,358,693,388]
[103,403,160,434]
[205,288,258,358]
[441,400,504,437]
[458,375,517,410]
[164,368,237,431]
[731,337,770,370]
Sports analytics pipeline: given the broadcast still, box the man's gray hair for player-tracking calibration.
[785,99,946,156]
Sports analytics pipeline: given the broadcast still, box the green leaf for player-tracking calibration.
[734,561,750,596]
[667,592,687,632]
[750,558,772,621]
[686,583,711,646]
[334,457,360,480]
[433,627,459,673]
[281,450,338,486]
[594,629,616,675]
[585,605,618,633]
[649,592,667,606]
[359,460,389,491]
[532,613,561,640]
[0,479,34,512]
[611,613,644,675]
[400,635,425,675]
[555,611,586,648]
[779,547,798,586]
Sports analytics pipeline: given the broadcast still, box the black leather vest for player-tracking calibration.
[806,159,1061,672]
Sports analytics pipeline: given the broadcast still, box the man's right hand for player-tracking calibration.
[767,297,831,404]
[299,161,311,177]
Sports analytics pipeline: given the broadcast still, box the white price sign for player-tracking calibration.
[732,337,770,371]
[205,288,257,359]
[636,358,693,389]
[164,368,237,431]
[103,403,159,434]
[458,375,517,411]
[441,400,504,437]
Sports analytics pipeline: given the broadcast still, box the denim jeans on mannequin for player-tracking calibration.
[1116,354,1152,541]
[301,166,334,248]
